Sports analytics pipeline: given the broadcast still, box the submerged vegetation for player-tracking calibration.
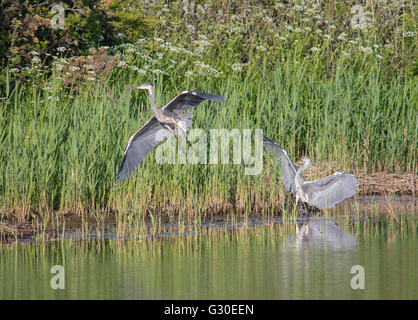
[0,1,416,235]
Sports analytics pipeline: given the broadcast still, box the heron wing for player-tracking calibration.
[260,134,297,192]
[116,116,172,182]
[303,172,358,209]
[162,91,225,113]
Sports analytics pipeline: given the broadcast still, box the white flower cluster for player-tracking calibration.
[231,62,243,73]
[360,46,373,54]
[403,31,415,38]
[32,56,41,64]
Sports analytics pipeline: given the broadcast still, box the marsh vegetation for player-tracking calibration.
[0,1,416,238]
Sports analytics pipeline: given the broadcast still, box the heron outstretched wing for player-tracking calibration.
[302,172,358,209]
[162,91,225,113]
[116,116,172,182]
[260,134,297,192]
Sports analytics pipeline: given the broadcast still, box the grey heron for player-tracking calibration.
[260,134,358,210]
[117,82,225,182]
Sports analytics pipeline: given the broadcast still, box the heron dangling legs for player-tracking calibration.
[259,134,358,213]
[116,82,225,183]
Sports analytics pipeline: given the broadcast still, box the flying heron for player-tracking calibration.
[117,82,225,182]
[260,134,358,210]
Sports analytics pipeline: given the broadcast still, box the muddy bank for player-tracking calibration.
[1,194,416,244]
[1,172,416,244]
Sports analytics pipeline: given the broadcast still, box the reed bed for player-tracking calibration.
[1,60,416,226]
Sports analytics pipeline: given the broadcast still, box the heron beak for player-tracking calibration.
[134,85,144,90]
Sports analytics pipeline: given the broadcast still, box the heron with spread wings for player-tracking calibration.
[260,134,358,210]
[117,82,225,182]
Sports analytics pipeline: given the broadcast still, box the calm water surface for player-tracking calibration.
[1,215,416,299]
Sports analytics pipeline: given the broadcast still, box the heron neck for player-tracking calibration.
[296,159,311,178]
[148,87,157,110]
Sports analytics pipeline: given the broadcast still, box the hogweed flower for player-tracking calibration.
[403,31,415,38]
[360,46,373,54]
[152,69,167,75]
[337,33,347,40]
[231,62,243,73]
[32,56,41,64]
[263,16,273,23]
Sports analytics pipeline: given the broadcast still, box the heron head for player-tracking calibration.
[300,156,311,164]
[134,82,153,90]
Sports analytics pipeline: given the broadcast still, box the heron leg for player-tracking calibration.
[300,202,311,216]
[295,195,310,216]
[177,126,194,152]
[302,202,309,214]
[165,125,188,156]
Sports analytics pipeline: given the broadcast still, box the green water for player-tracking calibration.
[1,216,416,300]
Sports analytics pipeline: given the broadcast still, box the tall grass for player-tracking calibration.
[0,55,416,223]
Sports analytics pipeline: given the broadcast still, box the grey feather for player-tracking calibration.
[116,117,172,182]
[303,172,358,209]
[163,91,225,113]
[259,134,297,192]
